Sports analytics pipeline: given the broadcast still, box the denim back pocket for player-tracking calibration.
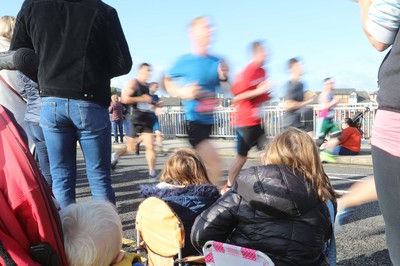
[77,102,109,131]
[39,101,57,128]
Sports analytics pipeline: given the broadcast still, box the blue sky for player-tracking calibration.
[3,1,386,98]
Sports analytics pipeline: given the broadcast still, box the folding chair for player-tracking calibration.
[135,197,204,266]
[202,241,274,266]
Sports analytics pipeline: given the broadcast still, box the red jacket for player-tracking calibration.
[341,126,361,152]
[231,62,270,127]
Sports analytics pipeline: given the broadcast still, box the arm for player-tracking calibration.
[164,76,201,100]
[120,80,152,105]
[358,0,400,51]
[10,3,34,51]
[218,59,230,87]
[283,98,313,110]
[190,192,240,252]
[232,80,271,103]
[105,8,133,77]
[108,104,113,114]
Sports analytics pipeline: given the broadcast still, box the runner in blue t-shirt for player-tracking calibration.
[164,16,229,186]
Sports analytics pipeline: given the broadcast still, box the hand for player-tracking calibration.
[218,59,229,80]
[181,82,202,100]
[157,100,164,107]
[141,94,153,103]
[255,80,272,94]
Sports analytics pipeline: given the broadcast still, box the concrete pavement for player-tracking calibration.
[113,137,373,166]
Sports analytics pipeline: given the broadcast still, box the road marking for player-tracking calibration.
[328,176,365,182]
[335,189,350,194]
[326,173,362,176]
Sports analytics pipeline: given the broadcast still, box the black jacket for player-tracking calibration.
[11,0,132,106]
[191,164,334,266]
[141,184,220,257]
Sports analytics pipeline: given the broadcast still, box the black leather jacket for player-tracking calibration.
[11,0,132,106]
[191,164,334,266]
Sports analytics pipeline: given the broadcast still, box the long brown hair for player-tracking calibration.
[261,127,340,202]
[160,148,211,186]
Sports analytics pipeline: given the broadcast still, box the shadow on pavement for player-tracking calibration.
[338,249,391,265]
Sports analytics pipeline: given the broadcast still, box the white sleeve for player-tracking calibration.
[367,0,400,44]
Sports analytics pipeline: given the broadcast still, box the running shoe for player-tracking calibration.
[320,150,336,163]
[111,152,118,170]
[221,183,232,195]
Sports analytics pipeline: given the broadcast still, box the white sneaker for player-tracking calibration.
[111,152,119,170]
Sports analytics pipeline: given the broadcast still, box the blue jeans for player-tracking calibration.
[332,145,359,155]
[112,119,124,142]
[26,122,52,187]
[40,97,115,208]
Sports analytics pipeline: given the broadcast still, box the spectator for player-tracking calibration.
[109,94,125,144]
[17,72,52,187]
[11,0,132,208]
[191,127,339,265]
[332,118,361,156]
[0,16,28,144]
[60,200,143,266]
[356,0,400,264]
[140,148,220,257]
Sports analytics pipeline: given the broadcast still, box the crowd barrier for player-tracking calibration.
[156,103,378,140]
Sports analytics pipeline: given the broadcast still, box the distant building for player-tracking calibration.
[314,88,374,104]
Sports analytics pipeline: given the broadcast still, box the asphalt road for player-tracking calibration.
[75,150,391,265]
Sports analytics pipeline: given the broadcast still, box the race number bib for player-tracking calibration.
[195,98,218,114]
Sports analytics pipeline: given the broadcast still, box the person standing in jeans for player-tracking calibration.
[17,72,52,187]
[109,94,125,144]
[11,0,132,208]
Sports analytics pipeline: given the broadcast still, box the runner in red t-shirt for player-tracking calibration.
[222,41,271,193]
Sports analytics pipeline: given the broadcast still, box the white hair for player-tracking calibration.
[60,200,122,266]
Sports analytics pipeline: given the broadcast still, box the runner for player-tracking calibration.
[282,57,314,136]
[111,63,158,180]
[223,41,271,193]
[164,16,229,186]
[149,82,164,153]
[317,77,341,163]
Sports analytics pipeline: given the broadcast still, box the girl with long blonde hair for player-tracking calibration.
[192,128,339,265]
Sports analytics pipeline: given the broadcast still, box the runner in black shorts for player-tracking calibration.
[236,125,266,156]
[164,16,229,186]
[111,63,158,180]
[186,121,212,148]
[224,41,271,194]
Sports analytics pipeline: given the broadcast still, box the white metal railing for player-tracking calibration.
[158,103,378,139]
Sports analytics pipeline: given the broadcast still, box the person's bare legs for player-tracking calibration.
[140,132,156,175]
[338,176,377,209]
[154,130,163,151]
[227,155,247,187]
[195,139,222,187]
[325,137,340,152]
